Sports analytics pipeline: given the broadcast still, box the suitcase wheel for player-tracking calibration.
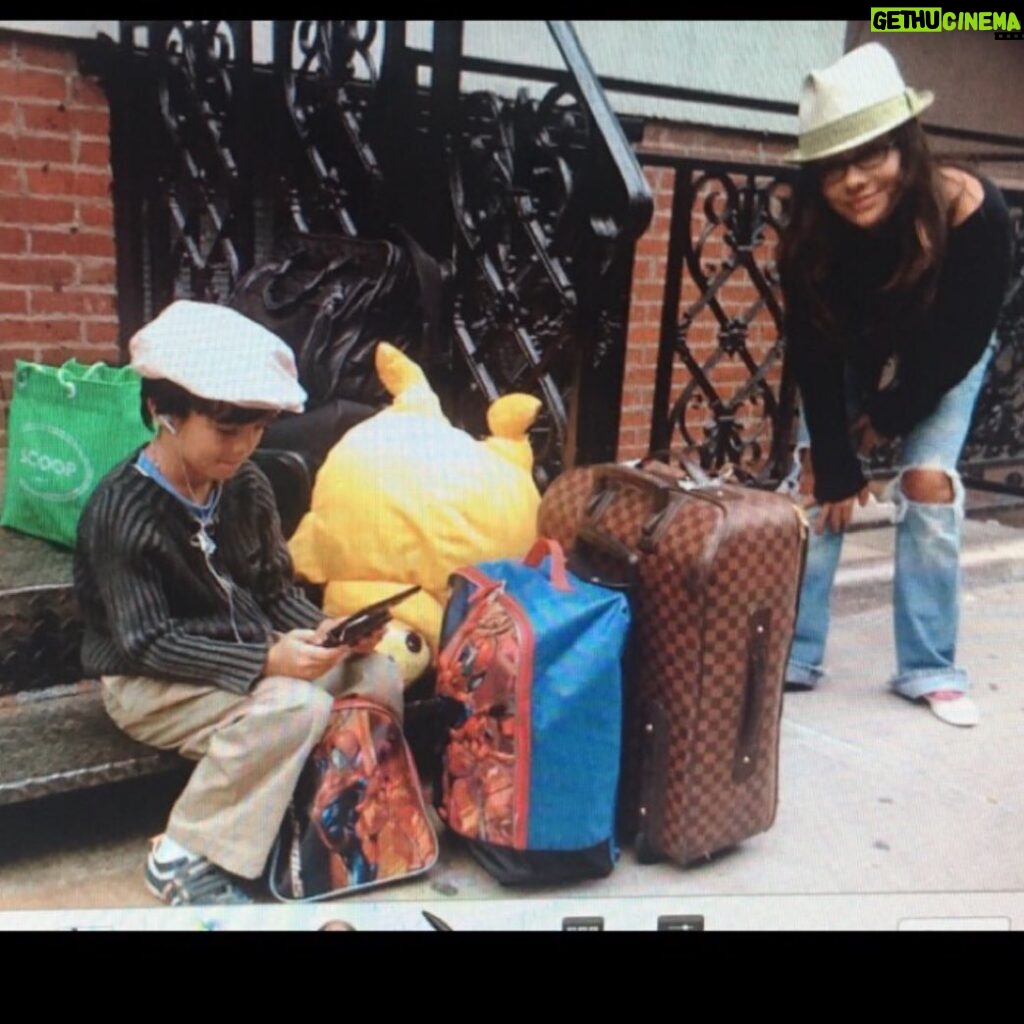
[634,830,664,865]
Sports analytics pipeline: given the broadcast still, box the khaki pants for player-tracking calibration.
[102,654,404,879]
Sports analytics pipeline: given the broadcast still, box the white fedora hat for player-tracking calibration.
[130,300,307,413]
[785,43,934,164]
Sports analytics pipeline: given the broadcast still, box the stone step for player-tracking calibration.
[0,681,186,807]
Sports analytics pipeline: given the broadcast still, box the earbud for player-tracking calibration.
[159,415,178,436]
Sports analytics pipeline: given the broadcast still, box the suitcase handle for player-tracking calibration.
[733,608,771,782]
[588,466,683,554]
[523,537,572,592]
[592,465,677,512]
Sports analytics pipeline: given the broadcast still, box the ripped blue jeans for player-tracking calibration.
[784,337,997,700]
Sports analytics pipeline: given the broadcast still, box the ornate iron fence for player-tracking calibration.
[81,24,1024,489]
[644,156,796,484]
[83,20,653,485]
[642,150,1024,491]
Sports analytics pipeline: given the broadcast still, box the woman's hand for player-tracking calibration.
[264,629,347,681]
[850,414,888,457]
[815,486,870,534]
[797,448,816,509]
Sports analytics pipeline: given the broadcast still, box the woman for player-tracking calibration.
[74,300,403,905]
[779,43,1013,727]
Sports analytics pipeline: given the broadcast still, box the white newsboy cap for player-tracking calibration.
[786,43,934,164]
[130,300,307,413]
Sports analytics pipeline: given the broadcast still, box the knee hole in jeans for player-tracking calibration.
[899,467,955,504]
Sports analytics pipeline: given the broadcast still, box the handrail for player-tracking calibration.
[403,45,1024,155]
[545,21,652,243]
[402,22,653,245]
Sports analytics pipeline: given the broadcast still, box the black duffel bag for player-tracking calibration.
[226,229,444,472]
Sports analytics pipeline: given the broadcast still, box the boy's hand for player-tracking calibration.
[312,618,387,658]
[264,629,346,680]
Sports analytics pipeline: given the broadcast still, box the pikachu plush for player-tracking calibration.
[289,342,541,679]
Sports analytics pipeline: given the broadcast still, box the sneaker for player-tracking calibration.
[145,837,256,906]
[923,691,979,728]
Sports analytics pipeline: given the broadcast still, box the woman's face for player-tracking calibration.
[818,136,904,232]
[172,413,273,485]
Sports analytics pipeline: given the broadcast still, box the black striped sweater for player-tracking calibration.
[73,454,325,694]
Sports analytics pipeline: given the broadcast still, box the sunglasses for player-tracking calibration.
[817,138,897,186]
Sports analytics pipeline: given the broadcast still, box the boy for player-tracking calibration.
[74,300,403,905]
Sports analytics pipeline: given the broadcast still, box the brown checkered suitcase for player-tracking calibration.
[538,461,807,866]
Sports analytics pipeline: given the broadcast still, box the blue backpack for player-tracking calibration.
[436,539,631,884]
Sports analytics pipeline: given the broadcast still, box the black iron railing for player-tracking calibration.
[84,20,653,485]
[82,24,1024,488]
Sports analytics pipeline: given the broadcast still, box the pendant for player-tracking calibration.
[192,526,217,556]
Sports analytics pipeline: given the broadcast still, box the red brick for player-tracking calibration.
[0,131,73,164]
[0,67,68,103]
[88,343,121,365]
[628,300,663,321]
[24,165,73,195]
[31,228,115,258]
[634,282,666,304]
[68,107,109,137]
[20,104,109,138]
[0,289,27,314]
[627,324,661,346]
[624,349,658,376]
[635,236,667,260]
[76,139,110,169]
[631,257,661,285]
[69,76,108,109]
[25,166,110,199]
[0,256,76,287]
[0,317,81,343]
[0,100,14,129]
[0,226,26,253]
[78,259,116,286]
[0,196,75,225]
[78,202,113,229]
[43,342,119,366]
[38,343,87,365]
[619,408,653,431]
[30,290,115,316]
[624,365,655,392]
[20,102,67,134]
[0,164,21,193]
[85,320,119,345]
[0,40,15,63]
[15,41,74,72]
[0,345,39,373]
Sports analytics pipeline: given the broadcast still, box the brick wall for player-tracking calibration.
[0,33,118,451]
[618,123,793,464]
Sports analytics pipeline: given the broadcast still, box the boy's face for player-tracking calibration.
[174,411,275,483]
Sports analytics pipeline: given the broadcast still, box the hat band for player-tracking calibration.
[800,92,917,160]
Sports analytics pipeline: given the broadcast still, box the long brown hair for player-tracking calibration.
[778,119,950,346]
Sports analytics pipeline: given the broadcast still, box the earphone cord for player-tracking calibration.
[167,432,243,646]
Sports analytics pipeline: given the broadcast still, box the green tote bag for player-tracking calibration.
[1,359,155,548]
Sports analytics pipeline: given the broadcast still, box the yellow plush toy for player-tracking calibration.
[289,342,541,672]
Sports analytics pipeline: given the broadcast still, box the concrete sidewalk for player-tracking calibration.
[1,499,1022,930]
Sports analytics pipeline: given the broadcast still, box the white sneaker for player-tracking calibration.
[924,692,979,728]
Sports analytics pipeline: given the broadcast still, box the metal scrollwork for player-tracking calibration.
[667,167,790,480]
[448,81,639,481]
[278,20,382,235]
[960,201,1024,479]
[157,20,247,302]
